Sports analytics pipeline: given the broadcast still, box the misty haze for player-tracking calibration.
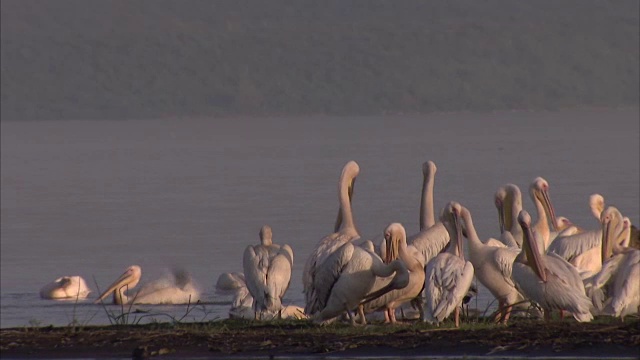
[0,2,638,357]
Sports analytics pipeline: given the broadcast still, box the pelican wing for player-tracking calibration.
[493,246,520,288]
[546,230,601,261]
[265,245,293,311]
[425,254,474,323]
[307,242,355,315]
[607,250,640,317]
[243,245,270,311]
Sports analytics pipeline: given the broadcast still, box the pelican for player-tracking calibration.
[312,242,410,324]
[94,265,201,305]
[547,206,628,279]
[361,223,425,323]
[243,225,294,318]
[215,272,246,294]
[40,276,91,300]
[424,202,475,327]
[303,161,361,316]
[588,210,638,319]
[512,210,593,322]
[458,203,524,324]
[527,177,559,251]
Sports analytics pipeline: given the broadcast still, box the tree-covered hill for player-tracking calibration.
[1,0,638,121]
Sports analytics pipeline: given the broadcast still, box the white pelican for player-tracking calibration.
[361,223,425,323]
[215,272,246,294]
[303,161,361,316]
[243,225,294,319]
[94,265,201,305]
[457,203,524,324]
[528,177,559,251]
[312,242,410,325]
[547,206,629,279]
[40,276,91,300]
[424,202,474,327]
[512,210,592,322]
[588,210,638,319]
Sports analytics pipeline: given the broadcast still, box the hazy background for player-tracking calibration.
[1,0,639,121]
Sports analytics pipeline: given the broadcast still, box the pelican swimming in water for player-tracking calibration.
[303,161,361,316]
[94,265,201,305]
[40,276,91,300]
[588,209,638,319]
[361,223,425,323]
[457,203,524,324]
[312,241,410,325]
[243,225,294,319]
[512,210,593,322]
[424,202,475,327]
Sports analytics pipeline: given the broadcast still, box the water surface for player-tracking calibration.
[1,108,638,328]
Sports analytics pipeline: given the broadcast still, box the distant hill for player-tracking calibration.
[1,0,638,121]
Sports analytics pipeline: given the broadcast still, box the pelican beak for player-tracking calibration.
[453,208,464,260]
[94,269,135,304]
[522,222,547,282]
[497,201,505,233]
[601,220,611,262]
[384,234,393,264]
[540,189,558,231]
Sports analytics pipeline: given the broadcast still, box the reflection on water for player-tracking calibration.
[1,108,638,328]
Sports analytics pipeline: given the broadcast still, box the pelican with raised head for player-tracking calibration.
[243,225,294,319]
[424,202,475,327]
[94,265,201,305]
[303,161,361,316]
[528,177,559,251]
[40,276,91,300]
[512,210,592,322]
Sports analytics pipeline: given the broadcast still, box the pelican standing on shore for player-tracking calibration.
[303,161,361,316]
[588,208,639,319]
[243,225,294,319]
[362,223,425,323]
[424,202,474,327]
[512,211,592,322]
[458,203,523,324]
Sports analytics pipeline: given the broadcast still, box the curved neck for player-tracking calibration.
[460,208,482,249]
[419,170,435,231]
[338,178,355,231]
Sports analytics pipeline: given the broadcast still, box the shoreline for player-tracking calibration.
[1,318,638,359]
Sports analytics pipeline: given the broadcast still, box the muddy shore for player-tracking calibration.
[1,318,638,359]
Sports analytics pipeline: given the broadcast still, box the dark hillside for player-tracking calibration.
[1,0,638,120]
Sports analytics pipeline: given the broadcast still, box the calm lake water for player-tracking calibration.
[1,108,638,328]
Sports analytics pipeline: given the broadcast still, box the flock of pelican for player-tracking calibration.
[40,160,639,327]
